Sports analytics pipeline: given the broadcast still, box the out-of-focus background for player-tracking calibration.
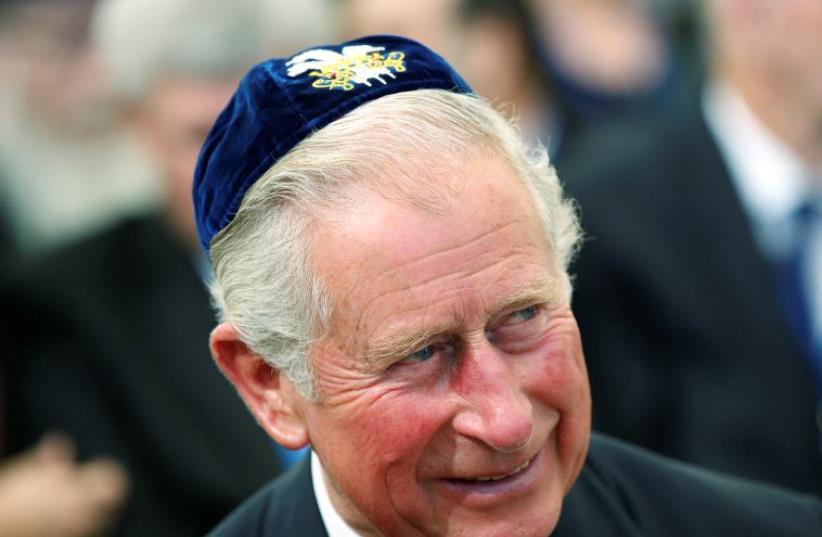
[2,0,821,536]
[0,0,333,257]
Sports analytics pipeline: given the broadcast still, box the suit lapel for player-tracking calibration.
[264,456,329,535]
[679,113,796,341]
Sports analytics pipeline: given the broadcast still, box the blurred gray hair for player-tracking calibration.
[209,90,581,400]
[91,0,334,99]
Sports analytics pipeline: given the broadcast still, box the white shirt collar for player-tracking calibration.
[702,80,813,258]
[311,451,362,537]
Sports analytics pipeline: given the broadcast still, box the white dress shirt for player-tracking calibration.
[311,451,363,537]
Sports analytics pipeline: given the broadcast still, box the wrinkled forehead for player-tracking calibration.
[307,152,560,318]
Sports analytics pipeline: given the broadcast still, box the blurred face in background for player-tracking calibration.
[133,77,236,247]
[458,13,534,106]
[529,0,668,95]
[756,0,822,147]
[710,0,822,162]
[455,5,553,144]
[0,0,107,133]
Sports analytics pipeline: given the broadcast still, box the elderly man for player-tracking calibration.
[196,36,821,536]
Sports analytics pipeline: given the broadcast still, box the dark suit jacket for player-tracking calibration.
[0,215,279,537]
[208,433,822,536]
[563,104,821,495]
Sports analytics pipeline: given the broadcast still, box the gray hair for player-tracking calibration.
[209,90,581,400]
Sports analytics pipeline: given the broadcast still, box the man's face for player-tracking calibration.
[135,77,237,246]
[295,154,591,536]
[718,0,822,159]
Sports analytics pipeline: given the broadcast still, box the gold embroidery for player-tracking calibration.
[287,47,407,91]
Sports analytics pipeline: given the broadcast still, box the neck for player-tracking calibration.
[313,453,380,537]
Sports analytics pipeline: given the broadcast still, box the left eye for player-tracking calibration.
[507,305,539,324]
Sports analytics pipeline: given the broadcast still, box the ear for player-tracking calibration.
[210,323,309,450]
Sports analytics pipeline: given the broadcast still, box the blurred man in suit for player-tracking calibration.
[192,35,821,536]
[0,0,331,535]
[565,0,822,495]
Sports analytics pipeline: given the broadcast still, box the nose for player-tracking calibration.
[451,342,534,453]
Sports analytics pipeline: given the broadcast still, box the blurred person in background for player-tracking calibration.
[0,181,14,265]
[0,434,127,537]
[456,0,564,157]
[527,0,689,122]
[0,0,159,255]
[0,4,130,535]
[565,0,822,496]
[0,0,333,535]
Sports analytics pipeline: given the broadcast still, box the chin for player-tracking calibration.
[431,488,564,537]
[445,513,561,537]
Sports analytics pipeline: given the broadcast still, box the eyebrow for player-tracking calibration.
[492,278,563,318]
[361,278,563,365]
[363,327,445,365]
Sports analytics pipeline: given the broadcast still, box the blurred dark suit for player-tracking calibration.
[0,212,12,264]
[0,214,278,536]
[564,103,822,496]
[0,164,17,268]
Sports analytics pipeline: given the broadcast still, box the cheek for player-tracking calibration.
[520,326,591,476]
[307,388,453,488]
[521,326,588,405]
[306,391,457,534]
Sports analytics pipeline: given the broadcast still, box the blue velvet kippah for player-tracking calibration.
[193,34,473,253]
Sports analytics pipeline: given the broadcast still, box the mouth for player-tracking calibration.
[436,449,543,505]
[455,457,533,483]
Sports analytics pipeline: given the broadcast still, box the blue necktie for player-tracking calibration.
[773,200,822,391]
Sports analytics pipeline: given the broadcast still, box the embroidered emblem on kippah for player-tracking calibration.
[286,45,406,91]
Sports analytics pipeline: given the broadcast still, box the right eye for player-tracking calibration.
[399,340,456,366]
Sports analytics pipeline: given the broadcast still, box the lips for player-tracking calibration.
[460,457,532,482]
[432,448,544,509]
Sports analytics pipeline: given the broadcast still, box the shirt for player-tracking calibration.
[311,451,362,537]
